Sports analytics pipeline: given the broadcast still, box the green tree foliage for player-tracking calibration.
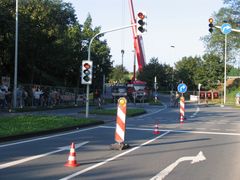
[201,0,239,63]
[175,56,202,90]
[137,57,173,91]
[0,0,112,88]
[109,65,129,84]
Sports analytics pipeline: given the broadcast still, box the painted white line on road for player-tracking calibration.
[101,126,240,136]
[59,131,171,180]
[0,141,89,170]
[137,104,167,119]
[150,151,206,180]
[0,127,97,148]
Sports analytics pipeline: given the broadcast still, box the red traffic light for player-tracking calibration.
[138,12,145,20]
[84,63,90,69]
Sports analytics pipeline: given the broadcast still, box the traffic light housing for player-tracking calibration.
[136,11,147,35]
[81,60,93,85]
[208,18,214,33]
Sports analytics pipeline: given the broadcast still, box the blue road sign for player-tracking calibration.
[177,83,187,93]
[221,23,232,35]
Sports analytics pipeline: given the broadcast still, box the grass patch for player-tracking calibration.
[0,115,98,138]
[90,108,146,117]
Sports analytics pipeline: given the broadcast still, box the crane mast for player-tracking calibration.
[128,0,146,78]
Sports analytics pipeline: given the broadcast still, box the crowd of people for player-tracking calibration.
[0,84,83,111]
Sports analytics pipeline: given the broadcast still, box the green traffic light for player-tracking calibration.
[83,76,90,82]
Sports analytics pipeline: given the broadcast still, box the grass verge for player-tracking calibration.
[0,115,100,139]
[90,108,146,117]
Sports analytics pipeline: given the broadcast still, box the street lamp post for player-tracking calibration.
[170,45,175,92]
[86,24,136,118]
[121,49,124,72]
[13,0,19,109]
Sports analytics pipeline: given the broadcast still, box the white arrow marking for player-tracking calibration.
[150,151,206,180]
[0,141,89,170]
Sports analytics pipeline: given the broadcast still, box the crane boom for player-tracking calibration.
[128,0,146,73]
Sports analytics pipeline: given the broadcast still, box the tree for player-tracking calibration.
[201,1,240,65]
[138,57,172,91]
[0,1,113,89]
[174,56,202,90]
[109,65,129,84]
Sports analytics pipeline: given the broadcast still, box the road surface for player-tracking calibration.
[0,101,240,179]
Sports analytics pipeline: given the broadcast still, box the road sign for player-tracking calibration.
[221,23,232,35]
[177,83,187,93]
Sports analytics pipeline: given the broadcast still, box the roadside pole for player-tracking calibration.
[214,24,239,106]
[86,24,136,118]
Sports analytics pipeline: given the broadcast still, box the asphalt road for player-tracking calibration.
[1,100,240,180]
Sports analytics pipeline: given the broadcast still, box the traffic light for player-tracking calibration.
[136,11,147,35]
[81,60,93,85]
[208,18,214,33]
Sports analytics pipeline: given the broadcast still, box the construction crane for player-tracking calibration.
[127,0,149,101]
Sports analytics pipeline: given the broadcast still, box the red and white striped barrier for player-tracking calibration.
[115,97,127,143]
[180,96,185,123]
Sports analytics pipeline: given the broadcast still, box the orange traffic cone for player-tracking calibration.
[65,142,80,167]
[153,124,160,135]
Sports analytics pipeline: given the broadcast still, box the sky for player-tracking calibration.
[63,0,224,71]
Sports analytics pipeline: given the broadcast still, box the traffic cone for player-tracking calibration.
[65,142,80,167]
[153,123,160,135]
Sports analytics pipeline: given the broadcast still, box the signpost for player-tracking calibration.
[177,82,187,122]
[221,23,232,35]
[177,83,187,94]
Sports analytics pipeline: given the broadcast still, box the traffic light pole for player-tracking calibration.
[214,25,239,106]
[85,24,136,118]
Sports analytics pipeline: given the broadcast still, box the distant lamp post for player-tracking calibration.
[121,49,125,72]
[13,0,19,109]
[170,45,175,92]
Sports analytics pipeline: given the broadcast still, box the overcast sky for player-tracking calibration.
[64,0,224,71]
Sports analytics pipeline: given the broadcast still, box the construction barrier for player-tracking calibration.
[180,96,185,123]
[65,142,80,167]
[111,97,129,150]
[115,97,127,143]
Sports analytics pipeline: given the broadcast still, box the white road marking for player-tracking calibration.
[0,127,98,148]
[101,126,240,136]
[58,131,171,180]
[137,104,167,119]
[0,141,89,170]
[150,151,206,180]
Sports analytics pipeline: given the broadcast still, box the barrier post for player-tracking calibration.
[110,97,130,150]
[180,96,185,123]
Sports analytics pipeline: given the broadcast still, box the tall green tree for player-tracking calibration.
[0,1,113,89]
[201,0,240,64]
[138,57,172,91]
[109,65,129,84]
[175,56,202,90]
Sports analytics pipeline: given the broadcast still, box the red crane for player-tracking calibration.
[128,0,146,79]
[127,0,148,101]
